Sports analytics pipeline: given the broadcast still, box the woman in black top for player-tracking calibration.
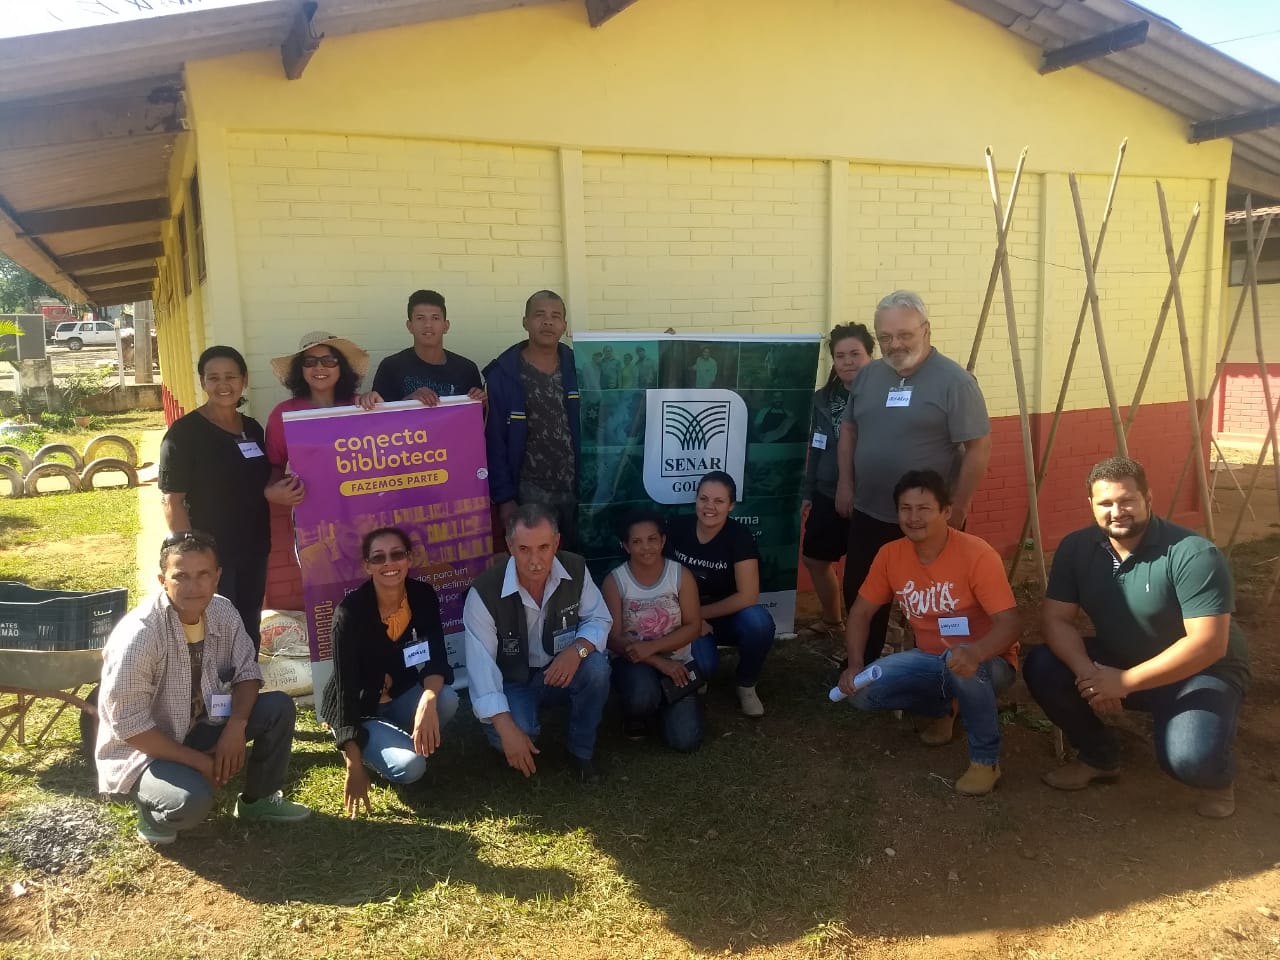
[665,471,776,718]
[318,527,458,819]
[158,346,297,650]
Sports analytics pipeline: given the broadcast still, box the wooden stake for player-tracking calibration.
[1069,174,1128,456]
[1168,213,1274,514]
[1008,142,1127,578]
[968,146,1028,373]
[1156,183,1214,539]
[986,149,1048,588]
[1124,206,1199,435]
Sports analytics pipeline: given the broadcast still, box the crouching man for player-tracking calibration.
[463,503,612,783]
[1024,457,1249,818]
[837,470,1019,796]
[96,532,311,844]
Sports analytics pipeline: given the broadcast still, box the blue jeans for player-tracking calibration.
[361,684,460,785]
[1023,643,1242,789]
[849,648,1017,765]
[482,652,611,760]
[691,605,776,687]
[611,658,704,753]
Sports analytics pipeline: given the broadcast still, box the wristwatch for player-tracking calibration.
[574,640,591,659]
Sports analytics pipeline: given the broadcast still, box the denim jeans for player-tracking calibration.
[848,648,1017,765]
[611,658,703,753]
[126,690,296,833]
[482,651,611,760]
[690,604,776,687]
[1023,643,1242,789]
[361,684,460,784]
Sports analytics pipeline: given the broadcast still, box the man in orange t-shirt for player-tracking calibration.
[837,469,1019,796]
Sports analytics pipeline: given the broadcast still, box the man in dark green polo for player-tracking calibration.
[1024,456,1248,819]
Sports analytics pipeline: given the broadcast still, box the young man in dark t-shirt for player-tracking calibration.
[371,290,485,404]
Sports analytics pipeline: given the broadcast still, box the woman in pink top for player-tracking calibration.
[264,331,381,499]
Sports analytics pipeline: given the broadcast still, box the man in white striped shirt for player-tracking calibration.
[96,532,310,845]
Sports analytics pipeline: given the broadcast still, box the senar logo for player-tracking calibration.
[643,389,747,504]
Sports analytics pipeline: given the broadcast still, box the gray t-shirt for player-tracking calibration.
[841,349,989,522]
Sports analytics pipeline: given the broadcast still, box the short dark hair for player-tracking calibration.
[159,530,219,569]
[893,469,952,509]
[697,470,737,503]
[618,508,667,543]
[361,526,412,560]
[828,322,875,357]
[505,502,560,540]
[524,290,565,317]
[1087,456,1149,497]
[283,343,361,401]
[407,289,447,320]
[197,345,249,407]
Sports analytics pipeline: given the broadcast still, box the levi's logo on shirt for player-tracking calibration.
[895,578,961,618]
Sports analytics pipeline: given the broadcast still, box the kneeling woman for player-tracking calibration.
[665,471,776,717]
[319,527,459,817]
[603,511,704,752]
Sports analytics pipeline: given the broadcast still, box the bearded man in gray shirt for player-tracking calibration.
[835,290,992,664]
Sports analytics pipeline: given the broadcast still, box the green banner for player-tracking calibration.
[573,333,822,634]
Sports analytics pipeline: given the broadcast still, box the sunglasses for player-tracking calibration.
[301,355,340,368]
[367,548,410,565]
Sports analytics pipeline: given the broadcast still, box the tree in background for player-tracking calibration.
[0,254,66,313]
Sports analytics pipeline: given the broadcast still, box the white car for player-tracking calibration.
[51,320,118,351]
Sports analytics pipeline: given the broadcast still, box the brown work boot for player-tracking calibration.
[919,701,957,746]
[955,761,1001,797]
[1041,759,1120,791]
[1195,785,1235,819]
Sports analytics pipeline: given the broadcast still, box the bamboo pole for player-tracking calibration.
[1211,438,1254,520]
[967,146,1029,373]
[1156,183,1214,539]
[1068,174,1128,456]
[1167,213,1274,515]
[1008,142,1127,578]
[1224,400,1279,554]
[1124,206,1199,436]
[985,149,1048,588]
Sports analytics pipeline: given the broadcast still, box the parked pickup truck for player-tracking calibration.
[50,320,118,351]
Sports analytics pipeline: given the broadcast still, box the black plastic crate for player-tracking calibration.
[0,582,129,652]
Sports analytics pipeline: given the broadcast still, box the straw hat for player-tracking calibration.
[270,331,370,383]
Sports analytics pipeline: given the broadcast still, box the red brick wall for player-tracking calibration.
[796,398,1205,590]
[1217,363,1280,438]
[264,502,304,611]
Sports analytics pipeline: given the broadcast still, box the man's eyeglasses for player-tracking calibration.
[301,355,340,369]
[367,548,410,565]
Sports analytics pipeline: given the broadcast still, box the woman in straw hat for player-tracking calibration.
[264,331,381,498]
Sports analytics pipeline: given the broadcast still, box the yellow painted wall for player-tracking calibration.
[179,0,1232,420]
[153,133,201,416]
[1225,283,1280,364]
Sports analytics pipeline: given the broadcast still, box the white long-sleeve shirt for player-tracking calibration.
[463,556,612,722]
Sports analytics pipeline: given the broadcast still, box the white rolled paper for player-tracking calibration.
[827,664,883,702]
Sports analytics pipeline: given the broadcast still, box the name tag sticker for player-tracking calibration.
[938,616,970,637]
[811,431,827,450]
[552,626,577,653]
[402,640,431,668]
[886,388,912,408]
[208,693,232,719]
[237,440,265,459]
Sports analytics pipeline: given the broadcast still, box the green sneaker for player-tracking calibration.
[136,812,178,846]
[234,791,312,823]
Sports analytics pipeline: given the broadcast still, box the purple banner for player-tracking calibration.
[282,399,492,682]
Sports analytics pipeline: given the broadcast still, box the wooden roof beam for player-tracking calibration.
[1191,105,1280,143]
[17,198,169,236]
[1039,20,1149,74]
[79,265,159,289]
[0,83,185,152]
[281,2,324,80]
[60,242,164,272]
[585,0,640,28]
[89,283,155,307]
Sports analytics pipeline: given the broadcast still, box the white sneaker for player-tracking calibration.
[737,685,765,717]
